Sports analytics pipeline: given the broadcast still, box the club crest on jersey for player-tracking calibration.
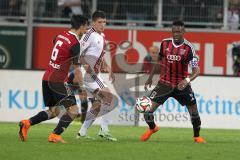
[165,47,169,52]
[179,49,186,55]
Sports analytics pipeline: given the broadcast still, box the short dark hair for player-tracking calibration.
[92,10,106,21]
[172,20,185,27]
[70,15,88,29]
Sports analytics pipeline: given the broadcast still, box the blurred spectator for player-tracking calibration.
[44,0,58,17]
[34,0,45,17]
[8,0,23,16]
[122,0,155,26]
[232,41,240,76]
[58,0,83,17]
[184,0,208,23]
[97,0,119,22]
[81,0,92,17]
[228,0,240,30]
[206,0,223,24]
[163,0,184,22]
[0,0,26,22]
[142,46,159,73]
[228,7,239,30]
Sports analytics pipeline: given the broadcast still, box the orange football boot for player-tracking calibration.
[194,136,206,144]
[140,126,159,141]
[48,133,66,143]
[18,120,31,141]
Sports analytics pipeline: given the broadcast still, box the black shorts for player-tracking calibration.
[149,81,196,106]
[42,80,77,108]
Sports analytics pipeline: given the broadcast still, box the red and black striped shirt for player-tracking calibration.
[158,38,198,87]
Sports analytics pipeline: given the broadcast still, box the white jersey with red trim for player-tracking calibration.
[79,28,106,74]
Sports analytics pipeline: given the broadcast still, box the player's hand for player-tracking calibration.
[177,79,189,91]
[144,78,152,91]
[109,72,115,83]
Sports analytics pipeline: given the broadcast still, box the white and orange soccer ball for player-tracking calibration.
[135,96,152,113]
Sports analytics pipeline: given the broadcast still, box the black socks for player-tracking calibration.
[53,113,73,135]
[144,112,156,129]
[29,111,49,126]
[191,112,201,137]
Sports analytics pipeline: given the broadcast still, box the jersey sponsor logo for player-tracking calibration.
[167,54,181,63]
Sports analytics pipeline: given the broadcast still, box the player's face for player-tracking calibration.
[80,24,88,34]
[149,47,158,60]
[172,25,185,44]
[93,18,106,33]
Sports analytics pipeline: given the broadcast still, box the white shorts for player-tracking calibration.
[81,67,107,98]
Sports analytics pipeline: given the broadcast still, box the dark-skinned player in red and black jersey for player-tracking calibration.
[18,15,88,143]
[141,20,206,144]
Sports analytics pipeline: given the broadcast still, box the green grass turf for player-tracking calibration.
[0,122,239,160]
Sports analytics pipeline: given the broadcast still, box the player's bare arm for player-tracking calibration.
[177,66,200,91]
[72,64,84,88]
[144,55,160,91]
[102,58,115,83]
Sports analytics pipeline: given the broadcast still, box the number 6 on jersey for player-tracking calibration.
[51,40,63,61]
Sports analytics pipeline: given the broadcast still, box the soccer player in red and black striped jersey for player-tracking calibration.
[18,15,88,143]
[141,20,206,143]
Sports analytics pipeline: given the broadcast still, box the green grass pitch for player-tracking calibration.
[0,122,239,160]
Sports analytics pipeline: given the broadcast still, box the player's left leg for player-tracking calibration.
[19,81,60,141]
[47,85,78,144]
[48,102,78,143]
[186,104,206,144]
[98,115,117,141]
[174,85,206,144]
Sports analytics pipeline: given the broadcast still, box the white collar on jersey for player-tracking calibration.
[171,38,185,48]
[68,31,79,40]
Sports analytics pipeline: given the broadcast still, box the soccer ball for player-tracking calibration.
[135,96,152,113]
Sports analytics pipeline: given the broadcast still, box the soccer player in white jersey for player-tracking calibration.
[76,10,117,141]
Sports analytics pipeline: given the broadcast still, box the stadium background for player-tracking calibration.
[0,1,240,160]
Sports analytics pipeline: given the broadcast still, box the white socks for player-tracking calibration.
[100,115,109,132]
[79,110,96,136]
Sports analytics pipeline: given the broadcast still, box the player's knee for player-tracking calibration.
[92,100,101,113]
[48,106,60,117]
[59,98,75,108]
[79,92,88,101]
[67,105,79,119]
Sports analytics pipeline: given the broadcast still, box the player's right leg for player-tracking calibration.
[140,81,172,141]
[48,104,78,143]
[140,100,160,141]
[174,85,206,143]
[77,98,101,139]
[18,80,59,141]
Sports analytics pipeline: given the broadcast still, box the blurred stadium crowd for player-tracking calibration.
[0,0,240,29]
